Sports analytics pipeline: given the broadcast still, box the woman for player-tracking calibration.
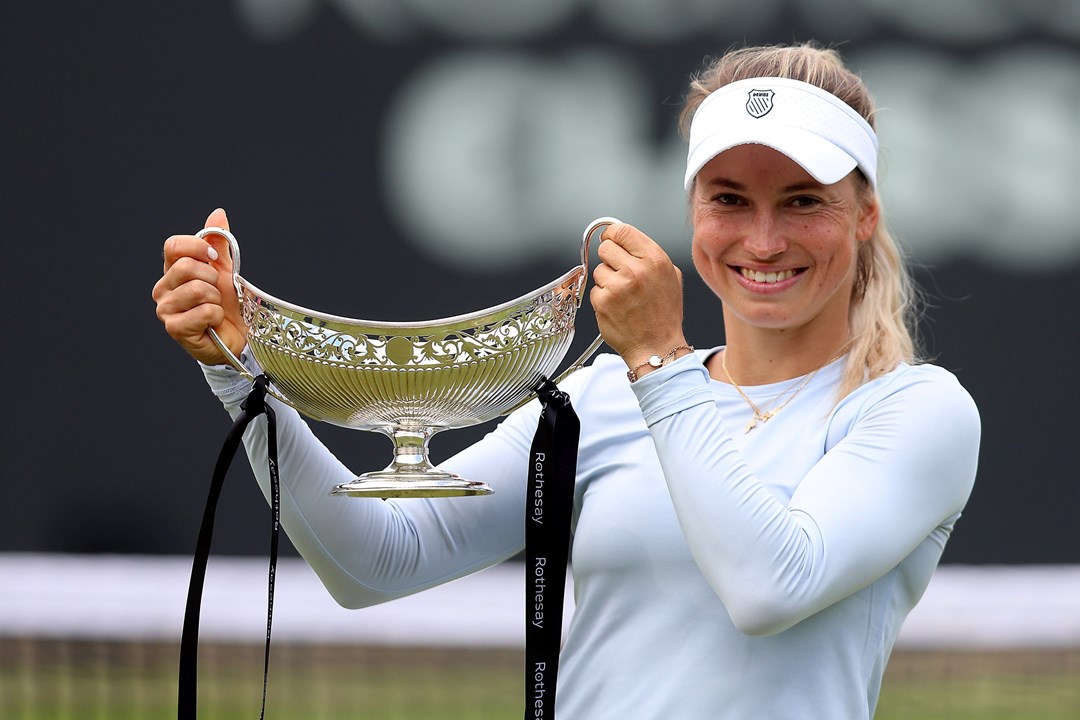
[154,43,980,719]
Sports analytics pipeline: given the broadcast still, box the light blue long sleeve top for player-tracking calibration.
[202,347,980,719]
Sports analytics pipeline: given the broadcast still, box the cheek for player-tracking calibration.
[817,236,861,287]
[802,214,861,262]
[690,213,735,257]
[689,237,709,276]
[690,229,728,275]
[690,245,712,285]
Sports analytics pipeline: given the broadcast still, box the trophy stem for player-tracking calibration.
[331,426,493,499]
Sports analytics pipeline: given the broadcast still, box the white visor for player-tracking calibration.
[684,77,878,191]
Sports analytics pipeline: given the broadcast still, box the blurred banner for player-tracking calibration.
[1,0,1077,562]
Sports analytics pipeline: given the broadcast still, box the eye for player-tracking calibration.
[789,195,823,209]
[711,193,743,206]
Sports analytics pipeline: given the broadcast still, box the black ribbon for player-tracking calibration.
[178,375,280,720]
[177,374,579,720]
[524,377,580,720]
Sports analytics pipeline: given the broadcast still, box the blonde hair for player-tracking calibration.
[680,43,919,400]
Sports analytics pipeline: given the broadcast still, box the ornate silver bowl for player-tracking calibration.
[199,218,616,498]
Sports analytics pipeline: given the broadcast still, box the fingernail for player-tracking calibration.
[207,245,219,261]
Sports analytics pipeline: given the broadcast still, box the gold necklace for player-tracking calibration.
[721,350,844,433]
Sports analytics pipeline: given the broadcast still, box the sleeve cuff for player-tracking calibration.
[199,345,262,401]
[629,352,715,426]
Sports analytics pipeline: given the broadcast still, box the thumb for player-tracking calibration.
[204,207,230,231]
[202,208,235,274]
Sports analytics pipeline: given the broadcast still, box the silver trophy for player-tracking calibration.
[199,218,617,498]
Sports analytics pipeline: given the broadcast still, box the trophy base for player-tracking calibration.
[332,471,493,499]
[332,426,494,498]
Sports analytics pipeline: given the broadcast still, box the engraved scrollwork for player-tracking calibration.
[239,278,581,368]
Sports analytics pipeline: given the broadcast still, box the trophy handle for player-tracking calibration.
[551,216,619,384]
[194,227,263,386]
[500,215,618,417]
[549,333,605,387]
[577,216,619,307]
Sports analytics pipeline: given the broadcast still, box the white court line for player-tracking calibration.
[3,554,1079,649]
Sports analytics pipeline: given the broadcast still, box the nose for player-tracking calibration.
[742,210,787,259]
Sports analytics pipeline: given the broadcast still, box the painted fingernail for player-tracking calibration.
[207,245,219,261]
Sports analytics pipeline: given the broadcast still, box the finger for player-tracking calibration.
[591,261,616,290]
[161,302,227,349]
[596,232,634,271]
[600,222,653,258]
[155,275,224,318]
[155,254,221,298]
[163,234,220,273]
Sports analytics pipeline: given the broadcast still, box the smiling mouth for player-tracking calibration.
[737,267,803,284]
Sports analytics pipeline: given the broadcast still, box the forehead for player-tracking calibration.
[698,143,821,188]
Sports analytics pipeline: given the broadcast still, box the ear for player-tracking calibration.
[855,192,880,243]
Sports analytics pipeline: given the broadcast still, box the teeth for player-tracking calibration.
[741,268,796,283]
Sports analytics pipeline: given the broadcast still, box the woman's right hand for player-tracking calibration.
[152,208,248,366]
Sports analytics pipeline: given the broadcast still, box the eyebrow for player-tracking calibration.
[703,177,825,193]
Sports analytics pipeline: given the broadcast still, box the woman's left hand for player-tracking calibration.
[591,222,688,372]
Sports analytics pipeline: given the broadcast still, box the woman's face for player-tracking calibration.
[690,144,878,338]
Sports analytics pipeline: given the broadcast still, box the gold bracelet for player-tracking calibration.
[626,345,694,383]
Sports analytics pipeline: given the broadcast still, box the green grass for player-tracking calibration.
[874,649,1080,720]
[876,675,1080,720]
[1,641,521,720]
[2,641,1077,719]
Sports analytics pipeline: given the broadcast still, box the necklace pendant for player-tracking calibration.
[744,411,775,434]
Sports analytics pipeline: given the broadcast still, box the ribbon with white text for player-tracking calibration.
[525,377,580,720]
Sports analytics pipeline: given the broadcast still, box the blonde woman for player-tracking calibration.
[154,43,980,719]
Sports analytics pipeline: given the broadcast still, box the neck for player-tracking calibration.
[713,318,850,386]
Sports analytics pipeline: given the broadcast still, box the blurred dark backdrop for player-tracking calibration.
[2,1,1077,563]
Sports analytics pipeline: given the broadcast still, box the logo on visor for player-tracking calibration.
[746,89,775,118]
